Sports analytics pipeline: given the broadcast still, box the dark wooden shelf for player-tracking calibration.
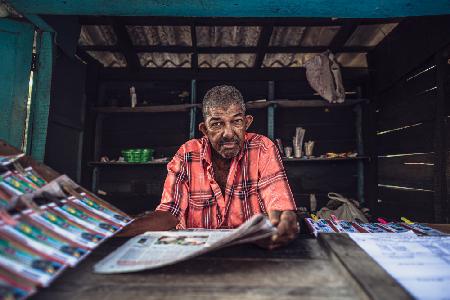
[93,104,199,113]
[282,156,369,162]
[89,161,168,166]
[93,99,369,114]
[246,98,369,109]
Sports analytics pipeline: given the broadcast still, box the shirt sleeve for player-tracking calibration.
[258,141,297,212]
[155,147,189,229]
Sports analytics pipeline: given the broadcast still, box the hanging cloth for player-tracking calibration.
[305,51,346,103]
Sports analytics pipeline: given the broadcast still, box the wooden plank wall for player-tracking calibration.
[368,16,450,222]
[44,50,87,182]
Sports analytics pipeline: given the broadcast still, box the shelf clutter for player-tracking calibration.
[0,150,133,299]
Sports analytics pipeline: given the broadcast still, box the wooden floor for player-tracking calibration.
[31,234,412,300]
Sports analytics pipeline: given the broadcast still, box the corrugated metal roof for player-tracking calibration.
[262,53,316,68]
[79,25,117,46]
[126,25,191,46]
[138,52,191,68]
[345,23,398,46]
[196,26,261,47]
[86,51,126,67]
[79,22,398,68]
[199,53,256,68]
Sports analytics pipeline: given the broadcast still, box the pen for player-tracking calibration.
[401,217,414,224]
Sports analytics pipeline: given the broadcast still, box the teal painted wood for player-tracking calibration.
[24,14,54,31]
[0,19,34,150]
[7,0,450,17]
[27,31,54,162]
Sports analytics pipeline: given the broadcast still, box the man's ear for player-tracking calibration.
[199,122,208,136]
[245,115,254,130]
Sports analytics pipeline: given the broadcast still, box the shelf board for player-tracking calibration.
[93,104,199,113]
[89,161,168,166]
[273,98,369,108]
[282,156,369,162]
[93,99,369,114]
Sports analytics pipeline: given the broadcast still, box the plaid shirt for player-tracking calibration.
[156,133,296,229]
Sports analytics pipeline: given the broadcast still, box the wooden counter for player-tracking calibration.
[31,234,413,300]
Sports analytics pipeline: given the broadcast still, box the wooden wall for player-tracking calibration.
[44,49,86,182]
[368,16,450,223]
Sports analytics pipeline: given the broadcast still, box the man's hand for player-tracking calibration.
[256,210,299,250]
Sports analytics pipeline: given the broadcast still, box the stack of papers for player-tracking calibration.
[349,233,450,300]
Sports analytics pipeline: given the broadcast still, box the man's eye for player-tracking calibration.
[211,122,222,128]
[233,119,244,126]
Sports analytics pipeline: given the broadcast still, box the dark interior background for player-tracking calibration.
[42,16,449,221]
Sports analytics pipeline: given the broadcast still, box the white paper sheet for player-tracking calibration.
[349,233,450,300]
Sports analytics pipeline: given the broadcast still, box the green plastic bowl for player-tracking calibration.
[121,148,154,162]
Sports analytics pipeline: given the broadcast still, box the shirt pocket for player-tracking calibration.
[188,194,216,209]
[187,192,217,228]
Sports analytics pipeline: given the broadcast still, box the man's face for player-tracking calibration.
[199,104,253,159]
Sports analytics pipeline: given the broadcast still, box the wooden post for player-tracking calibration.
[0,19,34,149]
[27,30,54,162]
[267,80,275,139]
[354,103,365,204]
[433,50,448,223]
[92,114,104,192]
[189,79,197,139]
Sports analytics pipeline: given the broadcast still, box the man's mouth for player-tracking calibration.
[221,142,237,149]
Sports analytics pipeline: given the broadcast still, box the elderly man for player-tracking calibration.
[122,85,298,248]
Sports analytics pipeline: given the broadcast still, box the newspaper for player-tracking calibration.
[349,233,450,300]
[94,214,276,273]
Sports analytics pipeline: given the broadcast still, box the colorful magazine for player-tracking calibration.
[0,233,66,286]
[25,209,104,249]
[1,218,88,267]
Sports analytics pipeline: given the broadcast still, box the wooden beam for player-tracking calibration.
[75,48,102,67]
[98,67,369,82]
[111,18,140,71]
[8,1,450,17]
[329,22,359,49]
[80,45,373,53]
[93,104,199,114]
[79,16,402,27]
[254,25,273,68]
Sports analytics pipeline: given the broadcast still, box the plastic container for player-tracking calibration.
[121,148,154,163]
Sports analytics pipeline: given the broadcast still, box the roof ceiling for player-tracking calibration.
[77,18,399,69]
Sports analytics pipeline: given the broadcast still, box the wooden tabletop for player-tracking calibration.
[30,234,413,300]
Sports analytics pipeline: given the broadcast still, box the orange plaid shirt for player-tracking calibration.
[156,133,296,229]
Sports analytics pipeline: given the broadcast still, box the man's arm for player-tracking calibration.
[257,139,299,248]
[117,211,178,237]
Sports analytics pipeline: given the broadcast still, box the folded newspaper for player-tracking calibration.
[94,214,276,273]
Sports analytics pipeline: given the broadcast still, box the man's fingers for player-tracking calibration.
[272,211,299,244]
[268,210,282,226]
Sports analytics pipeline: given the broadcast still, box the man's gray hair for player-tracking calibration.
[202,85,246,119]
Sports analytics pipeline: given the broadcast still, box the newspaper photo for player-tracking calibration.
[94,214,276,274]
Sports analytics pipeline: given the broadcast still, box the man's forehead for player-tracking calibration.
[205,104,244,118]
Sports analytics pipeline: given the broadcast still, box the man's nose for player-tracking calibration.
[223,122,234,139]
